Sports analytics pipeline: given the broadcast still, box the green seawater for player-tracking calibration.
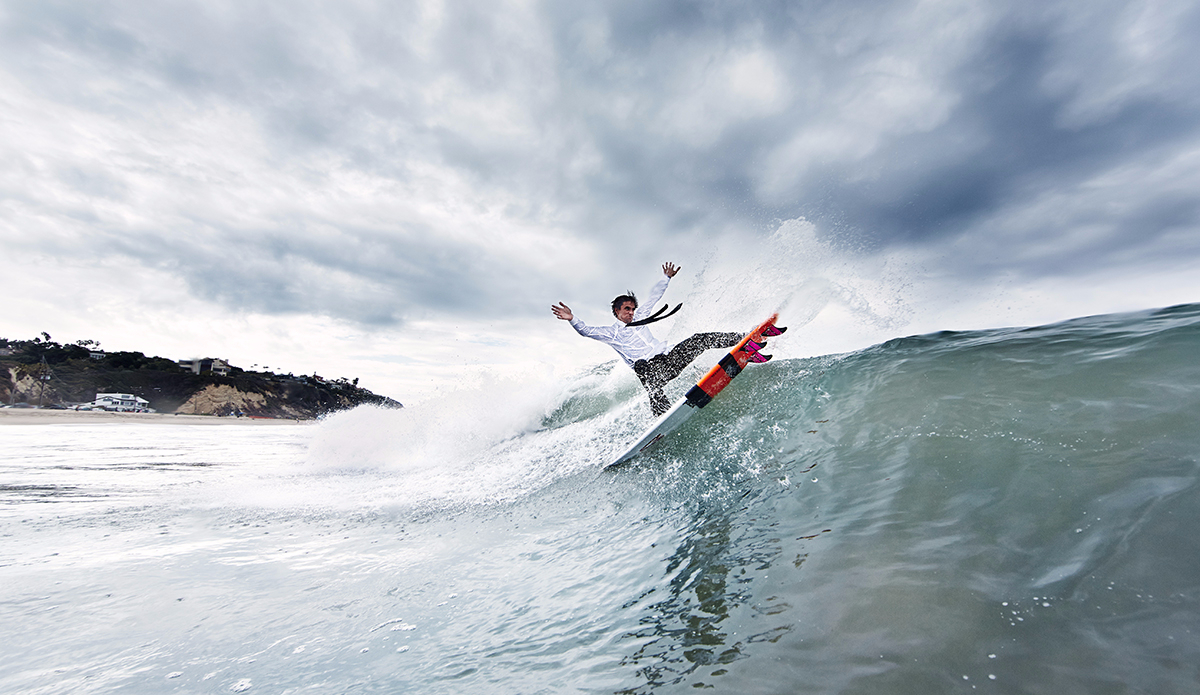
[2,304,1199,693]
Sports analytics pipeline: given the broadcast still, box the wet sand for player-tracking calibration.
[0,409,312,425]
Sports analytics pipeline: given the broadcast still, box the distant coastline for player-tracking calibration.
[1,334,401,418]
[0,408,314,425]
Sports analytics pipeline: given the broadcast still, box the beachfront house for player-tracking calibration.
[89,393,151,412]
[177,357,230,376]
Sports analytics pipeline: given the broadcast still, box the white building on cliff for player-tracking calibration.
[177,358,230,376]
[89,393,152,412]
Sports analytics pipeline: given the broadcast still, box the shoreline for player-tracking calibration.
[0,408,314,425]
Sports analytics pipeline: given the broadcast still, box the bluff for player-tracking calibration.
[0,336,401,418]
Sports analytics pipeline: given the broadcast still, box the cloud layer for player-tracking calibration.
[3,0,1199,398]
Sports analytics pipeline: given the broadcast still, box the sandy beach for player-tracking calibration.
[0,408,313,425]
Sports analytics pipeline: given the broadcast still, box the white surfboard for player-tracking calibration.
[606,314,785,469]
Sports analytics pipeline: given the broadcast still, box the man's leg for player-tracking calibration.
[633,333,740,417]
[632,357,673,417]
[657,332,742,381]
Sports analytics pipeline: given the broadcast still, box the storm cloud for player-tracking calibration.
[2,0,1198,397]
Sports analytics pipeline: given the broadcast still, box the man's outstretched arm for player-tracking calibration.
[555,302,616,342]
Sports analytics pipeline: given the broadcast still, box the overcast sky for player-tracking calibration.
[3,0,1199,403]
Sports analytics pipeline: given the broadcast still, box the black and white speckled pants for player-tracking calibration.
[632,332,742,417]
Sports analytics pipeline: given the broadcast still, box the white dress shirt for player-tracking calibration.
[568,276,671,366]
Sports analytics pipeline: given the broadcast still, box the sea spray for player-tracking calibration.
[307,374,564,472]
[300,369,644,513]
[676,218,916,354]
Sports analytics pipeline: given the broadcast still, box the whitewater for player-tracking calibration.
[2,303,1199,694]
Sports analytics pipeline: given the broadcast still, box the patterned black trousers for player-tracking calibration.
[632,332,742,416]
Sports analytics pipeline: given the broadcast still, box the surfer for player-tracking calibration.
[552,262,743,417]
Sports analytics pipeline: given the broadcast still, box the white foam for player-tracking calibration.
[285,369,638,512]
[305,374,568,474]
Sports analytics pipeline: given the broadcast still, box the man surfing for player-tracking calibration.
[552,262,743,417]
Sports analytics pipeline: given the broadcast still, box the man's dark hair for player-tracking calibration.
[611,292,637,317]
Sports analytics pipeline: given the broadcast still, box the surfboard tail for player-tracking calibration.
[687,315,785,406]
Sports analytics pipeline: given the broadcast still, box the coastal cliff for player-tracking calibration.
[0,337,401,418]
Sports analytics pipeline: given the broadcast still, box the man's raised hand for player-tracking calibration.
[551,302,574,321]
[663,262,680,278]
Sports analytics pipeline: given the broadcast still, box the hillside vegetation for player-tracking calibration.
[1,335,401,419]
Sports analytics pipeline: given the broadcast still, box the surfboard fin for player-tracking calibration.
[741,340,773,363]
[761,324,787,337]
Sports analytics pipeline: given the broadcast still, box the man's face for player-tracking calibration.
[615,301,637,325]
